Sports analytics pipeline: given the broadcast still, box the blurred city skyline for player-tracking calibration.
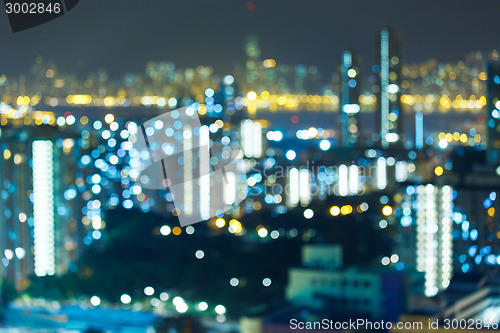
[1,1,500,331]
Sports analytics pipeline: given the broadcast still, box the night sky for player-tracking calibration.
[0,0,499,77]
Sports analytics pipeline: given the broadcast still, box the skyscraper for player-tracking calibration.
[0,117,86,289]
[32,140,56,277]
[415,112,424,150]
[398,184,454,297]
[340,50,361,147]
[376,27,403,148]
[245,35,261,89]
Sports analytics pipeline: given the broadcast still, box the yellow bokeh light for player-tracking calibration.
[382,205,393,216]
[229,219,242,234]
[488,207,495,217]
[104,113,115,124]
[172,227,182,236]
[247,91,257,101]
[67,94,92,105]
[215,218,225,228]
[340,205,353,215]
[434,166,444,176]
[263,59,276,68]
[330,206,340,216]
[257,225,268,238]
[198,104,207,115]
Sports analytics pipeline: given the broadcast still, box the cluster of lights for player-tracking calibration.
[244,92,340,112]
[409,184,454,297]
[401,94,486,112]
[437,131,481,148]
[266,130,283,141]
[97,285,229,319]
[241,119,262,158]
[329,203,369,217]
[381,254,400,266]
[295,127,329,140]
[284,157,411,207]
[159,225,186,236]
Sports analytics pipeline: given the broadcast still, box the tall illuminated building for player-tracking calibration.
[340,50,361,147]
[0,118,85,289]
[241,119,262,158]
[398,185,454,297]
[218,75,241,122]
[376,27,403,148]
[32,140,56,276]
[245,35,261,88]
[415,112,424,150]
[486,61,500,165]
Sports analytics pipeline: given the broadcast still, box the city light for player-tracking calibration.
[376,157,387,190]
[120,294,132,304]
[197,302,209,311]
[319,139,331,151]
[241,119,262,158]
[223,172,236,205]
[199,125,210,220]
[215,218,226,228]
[32,140,55,277]
[349,165,359,195]
[1,10,498,329]
[247,91,257,101]
[330,206,341,216]
[340,205,353,215]
[257,226,268,238]
[228,219,243,234]
[338,164,348,196]
[287,168,300,206]
[266,130,283,141]
[144,286,155,296]
[263,59,277,68]
[230,277,240,287]
[195,250,205,259]
[160,225,171,236]
[382,205,393,216]
[160,292,169,301]
[342,104,360,114]
[215,305,226,315]
[299,169,311,205]
[303,209,314,219]
[90,296,101,307]
[286,150,296,160]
